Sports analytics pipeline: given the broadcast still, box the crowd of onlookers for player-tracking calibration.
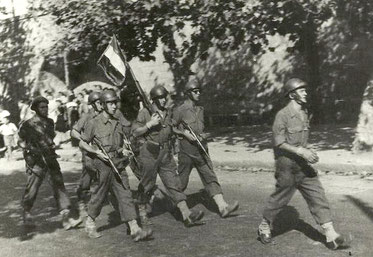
[0,85,106,160]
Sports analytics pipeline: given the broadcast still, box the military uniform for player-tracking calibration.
[81,112,137,222]
[173,101,222,197]
[262,102,332,225]
[73,109,99,203]
[133,106,186,204]
[114,110,143,180]
[19,115,71,212]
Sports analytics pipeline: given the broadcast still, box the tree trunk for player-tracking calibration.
[352,79,373,153]
[303,19,323,124]
[64,50,70,89]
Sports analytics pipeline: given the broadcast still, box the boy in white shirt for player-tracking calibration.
[0,116,18,159]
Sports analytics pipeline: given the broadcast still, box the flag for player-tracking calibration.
[97,35,127,86]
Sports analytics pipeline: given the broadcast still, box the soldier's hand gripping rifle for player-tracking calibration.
[93,136,127,188]
[181,120,213,170]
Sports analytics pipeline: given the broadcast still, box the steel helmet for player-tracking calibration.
[88,91,101,104]
[284,78,307,97]
[31,96,49,111]
[184,80,201,93]
[100,90,118,103]
[150,86,169,100]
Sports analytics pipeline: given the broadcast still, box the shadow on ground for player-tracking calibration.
[0,170,84,241]
[345,195,373,222]
[271,206,325,244]
[210,124,355,152]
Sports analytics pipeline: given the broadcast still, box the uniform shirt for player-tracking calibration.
[18,115,56,151]
[173,100,204,135]
[173,100,205,153]
[114,110,132,136]
[132,106,173,145]
[272,102,310,159]
[81,112,127,154]
[0,122,17,136]
[73,109,97,134]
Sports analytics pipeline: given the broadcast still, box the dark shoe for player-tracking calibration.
[220,201,239,218]
[131,228,153,242]
[258,219,272,244]
[326,235,350,250]
[85,217,102,238]
[184,210,205,228]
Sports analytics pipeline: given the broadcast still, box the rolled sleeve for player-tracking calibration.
[131,109,148,131]
[81,120,95,143]
[272,112,286,147]
[73,114,89,133]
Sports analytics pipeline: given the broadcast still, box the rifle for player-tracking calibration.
[92,136,127,188]
[181,120,213,170]
[122,132,140,172]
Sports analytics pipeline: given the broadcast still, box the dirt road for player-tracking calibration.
[0,158,372,257]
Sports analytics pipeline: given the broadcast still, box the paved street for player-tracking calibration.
[0,158,372,257]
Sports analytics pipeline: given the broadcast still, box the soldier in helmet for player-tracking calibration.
[71,91,103,219]
[132,85,204,227]
[257,78,349,250]
[18,96,82,229]
[173,80,239,218]
[79,89,152,241]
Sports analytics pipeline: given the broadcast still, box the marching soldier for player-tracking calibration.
[71,91,102,218]
[132,85,204,227]
[18,96,82,229]
[173,81,239,218]
[79,90,152,241]
[257,78,349,250]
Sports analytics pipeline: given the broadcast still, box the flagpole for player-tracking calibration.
[114,35,154,112]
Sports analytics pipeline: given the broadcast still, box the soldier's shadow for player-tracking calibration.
[151,189,229,221]
[0,171,81,242]
[270,206,326,244]
[186,190,220,214]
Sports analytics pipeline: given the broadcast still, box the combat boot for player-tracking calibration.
[85,216,102,238]
[139,204,153,226]
[131,227,153,242]
[60,209,82,230]
[220,201,239,218]
[78,202,88,220]
[183,210,205,227]
[258,218,272,244]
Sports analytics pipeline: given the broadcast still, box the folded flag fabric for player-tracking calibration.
[97,35,127,86]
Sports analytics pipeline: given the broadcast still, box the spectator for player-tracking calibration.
[66,101,80,147]
[76,92,89,116]
[46,92,60,123]
[0,114,18,160]
[55,105,69,133]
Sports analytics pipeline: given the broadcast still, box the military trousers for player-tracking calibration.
[263,156,332,225]
[87,158,137,222]
[178,148,222,197]
[22,154,71,212]
[76,151,96,203]
[137,142,186,204]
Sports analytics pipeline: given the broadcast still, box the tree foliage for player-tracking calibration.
[2,0,373,126]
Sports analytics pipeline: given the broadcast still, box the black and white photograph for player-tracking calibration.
[0,0,372,256]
